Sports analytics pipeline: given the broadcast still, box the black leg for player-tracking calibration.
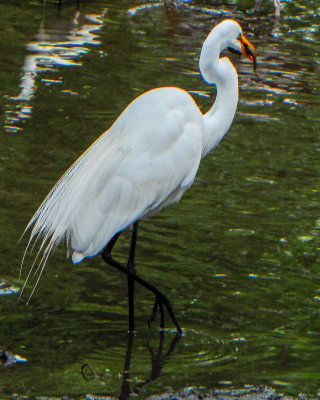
[104,230,122,255]
[148,295,164,329]
[119,332,134,400]
[127,222,138,332]
[101,224,182,334]
[103,229,136,331]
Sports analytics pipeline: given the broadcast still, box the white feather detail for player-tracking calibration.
[20,19,248,303]
[20,87,203,301]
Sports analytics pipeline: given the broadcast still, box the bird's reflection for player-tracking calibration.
[4,4,106,133]
[81,331,181,399]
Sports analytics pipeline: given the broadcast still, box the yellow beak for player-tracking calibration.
[239,35,257,73]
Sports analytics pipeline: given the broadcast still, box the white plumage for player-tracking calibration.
[21,19,256,303]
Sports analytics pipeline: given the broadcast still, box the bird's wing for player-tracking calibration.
[69,87,204,260]
[24,87,203,267]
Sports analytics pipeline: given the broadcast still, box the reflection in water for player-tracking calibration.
[0,279,20,295]
[0,350,27,366]
[255,0,281,17]
[254,0,281,35]
[4,7,106,133]
[81,332,181,399]
[58,0,81,11]
[1,0,320,397]
[131,0,281,40]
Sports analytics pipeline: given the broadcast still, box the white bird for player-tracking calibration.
[21,19,256,333]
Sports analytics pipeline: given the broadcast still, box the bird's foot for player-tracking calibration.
[148,293,164,329]
[148,291,182,335]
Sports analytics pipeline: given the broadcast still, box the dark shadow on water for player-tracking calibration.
[57,0,80,13]
[81,331,181,399]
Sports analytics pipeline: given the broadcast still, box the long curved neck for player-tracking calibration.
[199,40,239,158]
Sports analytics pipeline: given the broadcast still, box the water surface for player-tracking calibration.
[1,0,319,398]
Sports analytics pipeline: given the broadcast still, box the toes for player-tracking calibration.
[148,296,159,327]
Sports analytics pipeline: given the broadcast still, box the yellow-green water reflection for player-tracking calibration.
[1,0,319,398]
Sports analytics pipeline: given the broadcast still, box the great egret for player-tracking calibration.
[21,19,256,334]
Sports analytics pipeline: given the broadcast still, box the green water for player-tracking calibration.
[1,0,319,398]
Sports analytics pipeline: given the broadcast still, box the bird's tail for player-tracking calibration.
[18,145,91,303]
[19,125,127,302]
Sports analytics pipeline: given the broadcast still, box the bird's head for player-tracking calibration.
[218,19,257,73]
[199,19,257,84]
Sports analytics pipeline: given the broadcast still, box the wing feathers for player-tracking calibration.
[21,87,203,299]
